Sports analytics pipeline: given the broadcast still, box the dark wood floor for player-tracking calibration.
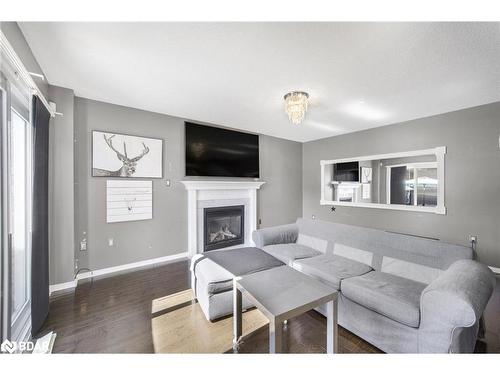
[37,259,499,353]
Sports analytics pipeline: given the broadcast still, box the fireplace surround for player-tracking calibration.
[180,180,265,256]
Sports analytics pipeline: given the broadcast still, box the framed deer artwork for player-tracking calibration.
[92,130,163,178]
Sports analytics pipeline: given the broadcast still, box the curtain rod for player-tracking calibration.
[0,30,56,117]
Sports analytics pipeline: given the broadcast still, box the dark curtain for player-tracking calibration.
[31,96,50,336]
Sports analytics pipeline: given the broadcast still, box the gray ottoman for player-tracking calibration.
[191,247,284,321]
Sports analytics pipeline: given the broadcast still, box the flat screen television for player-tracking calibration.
[185,122,260,178]
[334,162,359,182]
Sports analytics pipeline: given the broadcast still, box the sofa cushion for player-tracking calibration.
[333,243,373,267]
[296,218,473,271]
[292,254,373,290]
[296,233,328,253]
[341,271,427,328]
[381,256,443,284]
[262,244,321,265]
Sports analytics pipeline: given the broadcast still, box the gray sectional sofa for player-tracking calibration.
[191,218,495,353]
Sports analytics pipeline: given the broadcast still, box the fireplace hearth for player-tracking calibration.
[204,205,244,251]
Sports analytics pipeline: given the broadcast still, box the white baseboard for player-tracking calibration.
[49,280,78,295]
[489,266,500,275]
[76,252,188,281]
[49,252,188,295]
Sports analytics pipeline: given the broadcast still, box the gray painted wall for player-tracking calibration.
[303,102,500,267]
[47,85,75,284]
[74,98,187,273]
[258,135,303,228]
[74,98,302,276]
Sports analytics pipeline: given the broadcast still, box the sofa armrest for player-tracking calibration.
[252,223,298,248]
[418,259,495,353]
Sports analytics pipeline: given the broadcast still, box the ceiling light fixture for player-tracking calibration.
[284,91,309,125]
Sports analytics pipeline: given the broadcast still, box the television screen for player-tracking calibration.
[334,162,359,182]
[185,122,260,178]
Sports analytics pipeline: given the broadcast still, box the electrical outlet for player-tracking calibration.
[80,239,87,251]
[165,179,171,187]
[108,238,114,247]
[469,235,477,243]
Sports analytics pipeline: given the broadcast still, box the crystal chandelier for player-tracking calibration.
[284,91,309,124]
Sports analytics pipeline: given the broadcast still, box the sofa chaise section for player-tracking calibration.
[191,247,284,320]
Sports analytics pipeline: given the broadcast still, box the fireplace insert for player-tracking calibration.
[204,205,244,251]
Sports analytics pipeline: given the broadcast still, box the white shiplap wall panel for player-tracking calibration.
[106,180,153,223]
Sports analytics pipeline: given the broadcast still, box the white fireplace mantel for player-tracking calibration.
[180,180,265,191]
[180,180,266,257]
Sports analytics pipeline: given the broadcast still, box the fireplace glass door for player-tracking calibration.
[204,205,244,251]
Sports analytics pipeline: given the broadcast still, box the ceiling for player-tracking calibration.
[19,22,500,142]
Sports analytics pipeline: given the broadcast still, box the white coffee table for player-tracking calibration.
[233,265,339,353]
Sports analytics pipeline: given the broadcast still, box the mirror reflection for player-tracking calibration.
[330,154,438,207]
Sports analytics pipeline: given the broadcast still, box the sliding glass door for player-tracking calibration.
[0,69,33,343]
[9,106,32,341]
[0,83,7,342]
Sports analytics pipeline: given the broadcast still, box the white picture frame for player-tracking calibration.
[106,180,153,223]
[360,166,372,183]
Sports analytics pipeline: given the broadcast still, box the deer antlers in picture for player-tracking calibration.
[100,134,150,177]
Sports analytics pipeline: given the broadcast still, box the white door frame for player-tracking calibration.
[0,82,10,342]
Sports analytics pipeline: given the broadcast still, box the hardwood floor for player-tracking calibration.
[37,259,499,354]
[38,260,187,353]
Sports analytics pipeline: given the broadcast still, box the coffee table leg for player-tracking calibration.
[233,283,242,351]
[269,318,283,354]
[325,298,338,354]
